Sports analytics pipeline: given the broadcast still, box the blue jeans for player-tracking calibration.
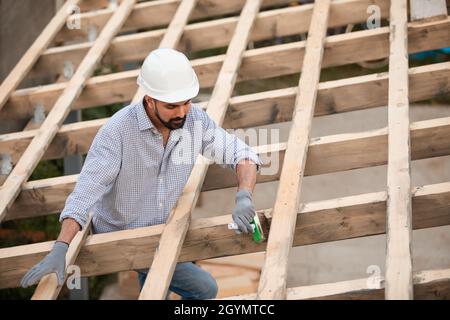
[137,262,218,300]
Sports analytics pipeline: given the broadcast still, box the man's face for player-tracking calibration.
[149,97,192,130]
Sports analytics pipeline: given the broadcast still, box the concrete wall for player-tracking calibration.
[0,0,56,132]
[0,0,56,82]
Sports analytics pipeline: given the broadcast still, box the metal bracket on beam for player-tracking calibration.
[88,25,98,42]
[32,104,46,124]
[0,154,12,176]
[63,60,74,80]
[108,0,118,10]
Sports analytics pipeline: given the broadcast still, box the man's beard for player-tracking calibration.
[154,103,186,130]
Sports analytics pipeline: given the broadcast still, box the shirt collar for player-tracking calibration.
[136,98,157,133]
[135,98,189,138]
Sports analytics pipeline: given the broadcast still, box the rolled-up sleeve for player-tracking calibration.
[200,110,262,172]
[59,123,123,228]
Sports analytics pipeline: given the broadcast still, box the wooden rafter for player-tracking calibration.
[139,0,263,300]
[0,0,448,301]
[1,181,449,290]
[2,61,449,164]
[257,0,331,299]
[224,268,450,300]
[4,17,449,123]
[385,0,413,300]
[130,0,199,299]
[31,213,93,300]
[28,0,391,81]
[55,0,293,45]
[131,0,198,105]
[2,115,450,222]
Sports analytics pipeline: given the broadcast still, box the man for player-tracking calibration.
[20,48,262,300]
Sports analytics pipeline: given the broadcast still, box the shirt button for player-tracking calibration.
[159,178,163,183]
[159,203,163,208]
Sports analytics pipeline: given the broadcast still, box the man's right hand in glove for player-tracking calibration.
[232,189,256,234]
[20,241,68,288]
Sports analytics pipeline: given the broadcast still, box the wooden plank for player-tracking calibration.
[0,0,82,112]
[385,0,413,300]
[257,0,330,300]
[122,0,198,299]
[77,0,119,12]
[4,115,450,221]
[31,0,391,80]
[129,0,198,298]
[0,0,137,223]
[53,0,388,46]
[4,17,450,121]
[2,61,449,165]
[156,0,197,51]
[223,268,450,300]
[139,0,263,300]
[410,0,448,21]
[31,213,93,300]
[131,0,198,105]
[1,181,449,289]
[55,0,293,44]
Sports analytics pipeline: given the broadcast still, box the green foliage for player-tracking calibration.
[82,102,124,121]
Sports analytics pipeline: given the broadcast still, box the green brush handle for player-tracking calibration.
[228,217,263,243]
[251,217,263,243]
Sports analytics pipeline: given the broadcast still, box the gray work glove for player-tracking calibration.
[232,189,256,234]
[20,241,68,288]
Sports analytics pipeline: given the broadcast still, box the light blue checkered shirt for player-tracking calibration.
[59,99,261,234]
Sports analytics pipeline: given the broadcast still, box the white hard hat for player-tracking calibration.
[137,48,199,103]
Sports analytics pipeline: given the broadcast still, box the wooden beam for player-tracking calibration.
[4,115,450,221]
[410,0,448,21]
[131,0,199,299]
[223,268,450,300]
[55,0,293,44]
[156,0,197,52]
[224,61,450,129]
[2,62,449,167]
[139,0,263,300]
[31,0,391,80]
[76,0,121,12]
[4,17,449,122]
[385,0,413,300]
[30,213,93,300]
[0,0,137,223]
[130,0,198,104]
[257,0,330,300]
[0,0,82,112]
[1,181,449,289]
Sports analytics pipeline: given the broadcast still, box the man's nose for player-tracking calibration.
[177,104,189,118]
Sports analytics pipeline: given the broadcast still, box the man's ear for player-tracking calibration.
[150,97,158,110]
[144,95,154,110]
